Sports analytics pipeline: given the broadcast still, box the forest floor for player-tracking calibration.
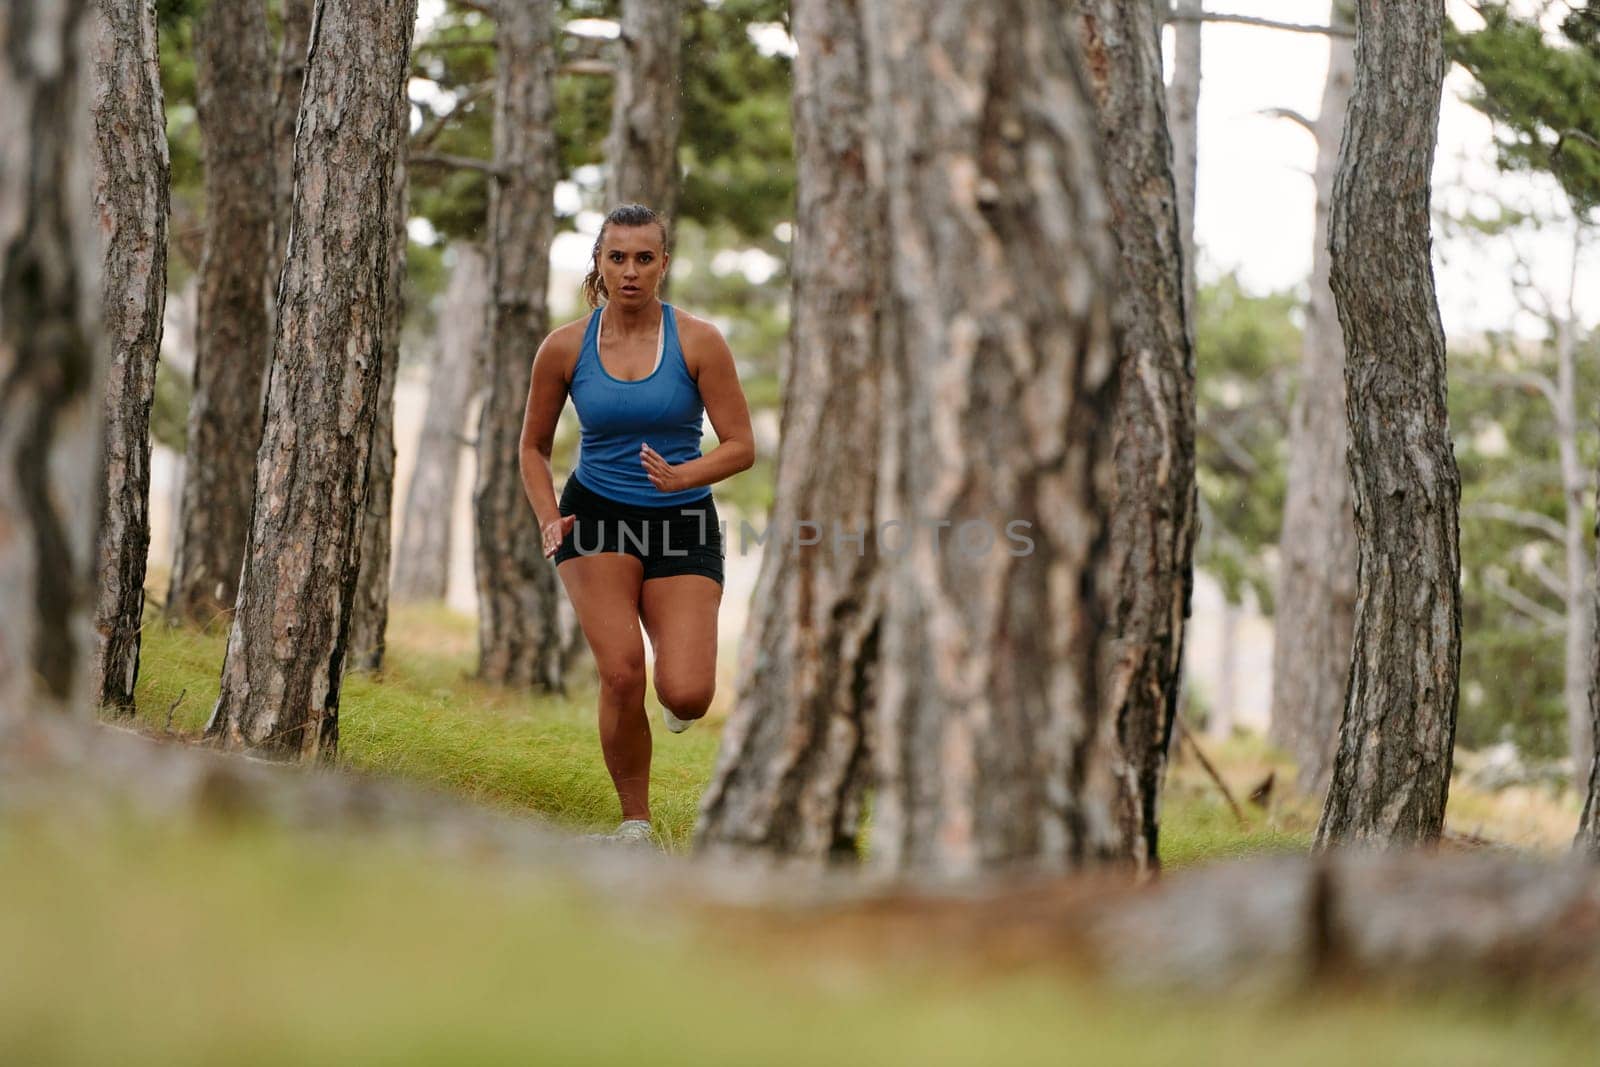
[3,601,1595,1063]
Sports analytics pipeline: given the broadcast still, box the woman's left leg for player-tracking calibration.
[639,574,722,722]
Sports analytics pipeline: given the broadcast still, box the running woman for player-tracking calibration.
[519,203,756,844]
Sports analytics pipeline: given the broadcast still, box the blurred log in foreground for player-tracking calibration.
[4,716,1600,1005]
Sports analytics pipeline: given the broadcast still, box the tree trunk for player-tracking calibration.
[1070,0,1198,871]
[1269,3,1356,798]
[1554,239,1594,785]
[347,114,409,674]
[693,0,884,865]
[167,0,274,626]
[206,0,417,759]
[1581,527,1600,855]
[0,0,102,720]
[394,241,486,604]
[863,0,1120,877]
[1209,598,1238,742]
[270,0,314,292]
[88,0,169,714]
[474,0,563,691]
[1165,0,1202,314]
[1316,0,1459,848]
[605,0,681,221]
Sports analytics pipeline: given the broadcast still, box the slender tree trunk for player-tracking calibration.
[395,241,486,603]
[0,0,101,720]
[206,0,417,759]
[693,0,883,865]
[1166,0,1202,313]
[167,0,274,626]
[863,0,1120,877]
[1069,0,1197,871]
[347,114,409,674]
[88,0,169,713]
[270,0,314,293]
[475,0,563,691]
[605,0,681,220]
[1554,235,1594,784]
[1580,510,1600,856]
[1209,598,1238,742]
[1316,0,1459,848]
[1269,3,1356,798]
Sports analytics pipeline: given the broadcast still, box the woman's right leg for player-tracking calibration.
[556,552,651,821]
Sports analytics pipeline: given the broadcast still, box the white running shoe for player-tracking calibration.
[585,819,654,845]
[662,706,693,734]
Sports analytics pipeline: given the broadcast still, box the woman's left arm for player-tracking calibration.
[640,319,756,493]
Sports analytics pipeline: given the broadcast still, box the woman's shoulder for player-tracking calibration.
[666,306,734,381]
[536,312,596,378]
[668,306,727,347]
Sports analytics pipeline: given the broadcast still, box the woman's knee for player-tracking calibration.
[597,650,646,698]
[655,673,714,720]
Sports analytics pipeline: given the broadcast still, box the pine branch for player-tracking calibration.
[1164,11,1355,38]
[409,153,505,178]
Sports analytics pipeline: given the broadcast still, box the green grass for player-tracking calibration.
[127,602,721,850]
[28,603,1596,1062]
[3,817,1597,1065]
[128,603,1320,863]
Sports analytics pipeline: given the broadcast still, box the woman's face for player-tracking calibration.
[597,224,668,307]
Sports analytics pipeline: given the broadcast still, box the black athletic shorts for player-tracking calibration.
[551,473,725,587]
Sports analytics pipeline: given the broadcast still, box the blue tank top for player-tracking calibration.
[569,303,712,507]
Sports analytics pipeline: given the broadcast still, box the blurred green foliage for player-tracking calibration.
[1448,3,1600,216]
[408,0,793,244]
[1193,274,1299,610]
[1450,326,1600,758]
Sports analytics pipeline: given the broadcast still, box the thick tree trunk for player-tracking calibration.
[1316,0,1459,848]
[167,0,274,626]
[605,0,681,220]
[88,0,169,714]
[1165,0,1202,313]
[347,122,409,674]
[1070,0,1197,871]
[693,0,883,865]
[206,0,417,759]
[0,0,101,720]
[1269,5,1356,798]
[270,0,314,292]
[474,0,563,691]
[863,0,1120,877]
[394,241,486,603]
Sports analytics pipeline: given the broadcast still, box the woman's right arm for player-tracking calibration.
[519,327,577,556]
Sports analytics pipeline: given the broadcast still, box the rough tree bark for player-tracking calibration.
[1269,3,1356,799]
[206,0,417,759]
[863,0,1120,877]
[605,0,681,221]
[88,0,169,713]
[347,104,409,674]
[1070,0,1197,871]
[0,0,101,720]
[693,0,884,865]
[1316,0,1460,847]
[270,0,314,292]
[475,0,563,690]
[167,0,274,626]
[1166,0,1202,313]
[394,241,486,603]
